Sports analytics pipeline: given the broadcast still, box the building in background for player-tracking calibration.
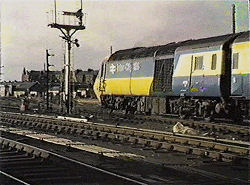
[21,67,98,98]
[0,82,13,97]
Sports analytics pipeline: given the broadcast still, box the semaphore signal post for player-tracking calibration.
[48,0,85,114]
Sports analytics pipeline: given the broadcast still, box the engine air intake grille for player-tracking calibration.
[153,58,174,92]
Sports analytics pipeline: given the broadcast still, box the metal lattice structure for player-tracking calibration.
[48,0,85,114]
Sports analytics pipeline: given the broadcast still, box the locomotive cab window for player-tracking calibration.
[100,63,106,78]
[100,63,104,77]
[232,53,239,69]
[194,56,203,70]
[211,54,217,70]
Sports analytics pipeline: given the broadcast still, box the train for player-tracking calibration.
[93,31,250,121]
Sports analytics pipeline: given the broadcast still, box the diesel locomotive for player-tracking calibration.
[94,31,250,120]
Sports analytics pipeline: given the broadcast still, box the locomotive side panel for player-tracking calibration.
[130,57,155,96]
[104,59,131,95]
[173,47,224,97]
[103,57,155,96]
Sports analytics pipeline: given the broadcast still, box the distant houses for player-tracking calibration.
[0,81,44,97]
[0,83,12,97]
[74,69,98,98]
[0,67,98,98]
[14,81,44,97]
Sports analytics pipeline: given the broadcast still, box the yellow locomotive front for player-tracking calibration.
[93,49,156,112]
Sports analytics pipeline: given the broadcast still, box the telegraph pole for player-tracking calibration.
[0,66,3,82]
[46,49,54,111]
[110,46,113,55]
[232,4,236,34]
[48,0,85,114]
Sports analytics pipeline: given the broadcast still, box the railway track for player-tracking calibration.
[2,130,247,185]
[1,103,249,140]
[0,135,145,185]
[0,111,249,162]
[77,107,250,140]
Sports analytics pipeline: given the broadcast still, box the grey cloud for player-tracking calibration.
[1,0,248,81]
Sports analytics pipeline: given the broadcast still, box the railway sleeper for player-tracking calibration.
[15,144,24,151]
[70,128,78,135]
[153,134,165,141]
[99,132,108,139]
[207,151,222,161]
[137,138,149,146]
[116,129,126,135]
[110,128,119,134]
[118,135,129,143]
[220,153,238,162]
[227,146,249,155]
[8,142,16,149]
[22,146,34,154]
[2,120,8,126]
[32,150,47,158]
[51,125,58,131]
[163,136,175,143]
[16,120,22,126]
[7,118,13,123]
[203,124,214,130]
[150,141,162,149]
[238,129,249,135]
[27,122,34,127]
[191,148,207,156]
[36,123,43,128]
[103,127,112,133]
[46,124,52,131]
[84,130,92,135]
[144,133,155,140]
[136,132,145,138]
[76,128,84,135]
[92,131,100,139]
[10,119,17,125]
[213,144,229,152]
[65,127,72,134]
[56,126,64,133]
[128,137,138,144]
[31,122,38,127]
[173,145,191,154]
[2,140,10,147]
[199,142,215,149]
[21,121,28,127]
[106,133,116,140]
[41,124,48,130]
[161,143,174,150]
[174,138,188,144]
[0,117,6,122]
[187,140,201,146]
[91,126,98,131]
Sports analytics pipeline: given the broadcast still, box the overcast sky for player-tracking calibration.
[0,0,249,81]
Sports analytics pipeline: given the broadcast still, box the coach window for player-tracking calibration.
[232,53,239,69]
[211,54,217,70]
[194,56,203,70]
